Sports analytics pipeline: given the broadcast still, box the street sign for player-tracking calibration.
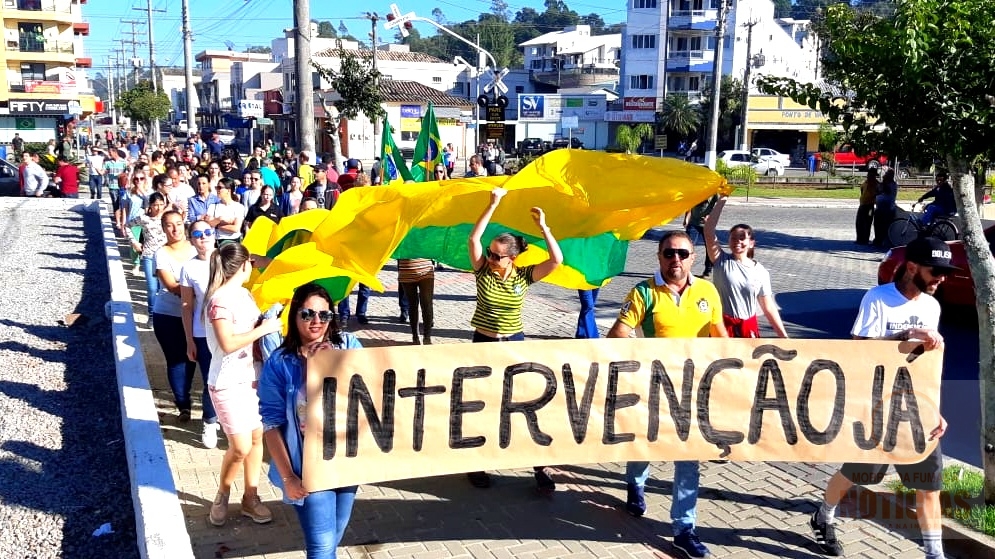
[561,116,579,129]
[655,134,668,150]
[459,114,474,123]
[482,67,509,95]
[385,4,416,38]
[486,104,504,122]
[485,123,504,140]
[238,99,264,119]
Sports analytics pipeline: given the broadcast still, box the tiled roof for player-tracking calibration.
[312,47,446,64]
[378,80,473,107]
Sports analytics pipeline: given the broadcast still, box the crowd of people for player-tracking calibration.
[68,130,950,559]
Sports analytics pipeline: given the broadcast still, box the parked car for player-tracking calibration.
[751,147,791,167]
[518,138,545,157]
[0,158,20,196]
[216,128,236,145]
[752,158,785,176]
[551,137,584,150]
[717,149,754,167]
[172,119,188,135]
[877,225,995,307]
[819,144,889,171]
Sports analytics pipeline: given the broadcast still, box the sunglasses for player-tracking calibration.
[660,248,691,260]
[299,308,334,323]
[190,228,214,239]
[486,248,512,261]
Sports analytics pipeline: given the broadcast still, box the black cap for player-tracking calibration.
[313,163,327,172]
[906,236,960,272]
[346,158,361,169]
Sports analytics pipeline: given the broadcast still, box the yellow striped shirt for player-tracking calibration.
[470,264,536,334]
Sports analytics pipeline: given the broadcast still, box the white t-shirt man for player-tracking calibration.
[179,257,211,338]
[851,282,941,338]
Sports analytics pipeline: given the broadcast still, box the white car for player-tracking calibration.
[216,128,236,145]
[752,158,785,176]
[751,147,791,167]
[717,150,754,167]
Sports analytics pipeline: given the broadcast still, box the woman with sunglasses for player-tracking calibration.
[703,196,788,338]
[152,210,199,422]
[124,191,167,316]
[203,242,283,527]
[465,187,563,494]
[206,178,246,245]
[122,169,152,272]
[180,220,222,447]
[258,282,362,558]
[433,164,447,181]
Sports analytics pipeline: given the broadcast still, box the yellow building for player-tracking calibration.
[0,0,94,144]
[746,95,828,161]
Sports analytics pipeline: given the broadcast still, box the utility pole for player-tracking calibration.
[705,0,730,170]
[293,0,315,155]
[365,12,381,157]
[181,0,198,135]
[738,18,759,152]
[120,21,146,93]
[137,1,167,144]
[107,56,117,128]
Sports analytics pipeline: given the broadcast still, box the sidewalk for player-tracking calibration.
[124,258,943,559]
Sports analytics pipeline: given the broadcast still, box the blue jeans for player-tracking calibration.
[293,487,358,559]
[89,175,103,199]
[152,314,197,412]
[141,256,160,311]
[108,188,121,211]
[626,460,700,535]
[337,284,371,318]
[193,337,217,423]
[575,289,600,339]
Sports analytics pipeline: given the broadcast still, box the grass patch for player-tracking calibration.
[886,465,995,537]
[728,185,921,201]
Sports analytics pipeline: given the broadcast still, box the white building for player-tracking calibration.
[519,25,621,90]
[194,50,272,129]
[619,0,818,121]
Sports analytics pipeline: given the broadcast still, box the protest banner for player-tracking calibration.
[301,338,941,491]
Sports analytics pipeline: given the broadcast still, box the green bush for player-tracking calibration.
[715,159,758,183]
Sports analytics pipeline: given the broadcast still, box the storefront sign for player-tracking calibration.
[25,81,75,95]
[400,105,422,118]
[9,99,81,116]
[485,123,504,140]
[605,110,656,123]
[624,97,657,111]
[519,94,606,121]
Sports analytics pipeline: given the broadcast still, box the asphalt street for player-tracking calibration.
[531,204,983,468]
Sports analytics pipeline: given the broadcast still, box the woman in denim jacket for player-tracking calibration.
[258,282,362,558]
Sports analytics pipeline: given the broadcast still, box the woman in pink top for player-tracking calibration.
[203,242,283,527]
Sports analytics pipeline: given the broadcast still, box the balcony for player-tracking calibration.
[668,90,703,103]
[6,38,75,62]
[4,0,76,22]
[530,66,619,88]
[668,9,719,31]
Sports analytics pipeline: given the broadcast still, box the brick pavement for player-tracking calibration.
[120,238,952,559]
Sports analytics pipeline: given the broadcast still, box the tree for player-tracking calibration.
[338,21,350,37]
[817,122,838,152]
[431,7,445,24]
[245,45,272,54]
[490,0,510,21]
[758,0,995,505]
[791,0,834,19]
[313,49,387,171]
[315,20,336,38]
[698,76,745,150]
[115,80,171,132]
[772,0,792,18]
[658,94,702,140]
[614,123,653,154]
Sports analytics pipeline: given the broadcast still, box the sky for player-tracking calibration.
[83,0,626,78]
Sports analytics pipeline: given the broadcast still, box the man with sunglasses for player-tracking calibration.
[607,230,726,559]
[810,236,951,559]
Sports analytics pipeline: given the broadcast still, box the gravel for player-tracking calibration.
[0,200,138,559]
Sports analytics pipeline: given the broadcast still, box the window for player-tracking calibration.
[706,36,717,50]
[629,74,654,89]
[432,76,442,83]
[689,36,702,51]
[633,0,657,8]
[515,85,524,93]
[668,76,685,91]
[20,63,45,82]
[401,131,418,142]
[18,23,44,52]
[531,59,543,69]
[631,35,657,49]
[688,76,701,91]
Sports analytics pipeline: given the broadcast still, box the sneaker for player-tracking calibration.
[241,495,273,524]
[356,315,369,325]
[131,264,141,275]
[810,512,844,556]
[209,492,229,526]
[673,529,711,558]
[625,483,646,517]
[201,422,220,449]
[178,409,191,423]
[467,471,491,488]
[398,311,409,323]
[534,467,556,496]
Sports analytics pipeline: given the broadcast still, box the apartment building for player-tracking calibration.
[519,24,621,90]
[619,0,819,130]
[194,49,272,129]
[1,0,95,143]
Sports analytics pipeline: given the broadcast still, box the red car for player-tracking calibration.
[877,225,995,307]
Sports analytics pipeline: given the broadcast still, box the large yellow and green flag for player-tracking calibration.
[380,115,413,185]
[410,102,442,182]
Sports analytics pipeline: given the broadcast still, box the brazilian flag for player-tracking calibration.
[380,115,413,185]
[410,102,443,182]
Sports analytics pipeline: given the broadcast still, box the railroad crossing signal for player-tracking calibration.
[384,4,416,38]
[482,67,509,96]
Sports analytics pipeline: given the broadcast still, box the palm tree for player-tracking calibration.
[658,94,702,140]
[614,123,654,154]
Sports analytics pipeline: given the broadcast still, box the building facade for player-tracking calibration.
[0,0,95,144]
[194,49,272,129]
[519,25,621,90]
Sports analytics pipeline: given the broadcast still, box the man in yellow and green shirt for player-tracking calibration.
[607,230,726,559]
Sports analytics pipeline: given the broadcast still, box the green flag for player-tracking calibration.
[410,102,443,182]
[380,115,413,185]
